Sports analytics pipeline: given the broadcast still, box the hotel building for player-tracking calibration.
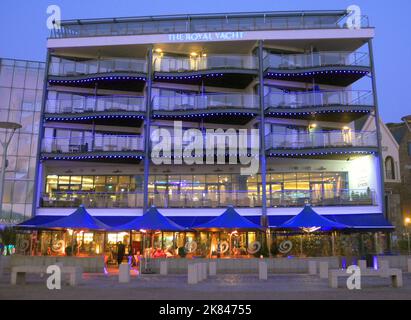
[24,10,393,256]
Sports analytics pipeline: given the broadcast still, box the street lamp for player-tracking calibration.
[404,217,411,255]
[0,122,22,221]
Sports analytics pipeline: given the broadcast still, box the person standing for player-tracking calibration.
[117,241,125,266]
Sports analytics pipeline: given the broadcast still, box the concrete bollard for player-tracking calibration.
[160,260,168,275]
[258,261,268,280]
[202,263,207,280]
[319,262,329,279]
[118,263,131,283]
[379,260,390,277]
[209,261,217,276]
[308,261,317,275]
[188,264,198,284]
[407,259,411,273]
[358,260,367,271]
[196,263,203,282]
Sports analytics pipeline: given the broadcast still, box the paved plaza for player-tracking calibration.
[1,270,411,300]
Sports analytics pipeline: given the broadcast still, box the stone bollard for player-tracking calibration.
[118,263,131,283]
[188,264,198,285]
[258,261,268,280]
[358,260,367,271]
[319,262,329,279]
[407,259,411,273]
[308,261,317,275]
[160,260,168,275]
[379,260,390,278]
[209,261,217,276]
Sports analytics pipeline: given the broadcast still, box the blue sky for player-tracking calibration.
[0,0,410,122]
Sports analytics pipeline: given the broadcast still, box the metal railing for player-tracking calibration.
[154,54,258,72]
[49,57,147,77]
[264,51,370,70]
[41,192,144,208]
[267,189,375,207]
[153,94,259,111]
[40,188,375,208]
[265,90,374,109]
[42,135,144,153]
[46,95,146,114]
[265,131,378,150]
[50,13,370,39]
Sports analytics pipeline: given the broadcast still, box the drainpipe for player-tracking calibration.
[368,40,389,251]
[143,46,153,212]
[32,51,51,218]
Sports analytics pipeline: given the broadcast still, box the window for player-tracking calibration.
[385,156,396,180]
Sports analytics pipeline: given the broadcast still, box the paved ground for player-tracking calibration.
[1,270,411,300]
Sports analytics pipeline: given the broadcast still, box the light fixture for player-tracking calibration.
[309,123,317,129]
[190,52,198,57]
[302,227,321,233]
[202,53,207,57]
[155,48,162,53]
[342,126,351,130]
[405,218,411,226]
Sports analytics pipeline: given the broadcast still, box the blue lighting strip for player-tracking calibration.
[268,151,377,157]
[154,73,225,80]
[266,110,371,116]
[48,75,146,84]
[153,112,257,118]
[155,153,258,158]
[45,115,145,121]
[41,155,144,160]
[266,70,369,78]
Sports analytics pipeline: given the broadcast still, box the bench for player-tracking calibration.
[329,267,403,289]
[11,265,83,286]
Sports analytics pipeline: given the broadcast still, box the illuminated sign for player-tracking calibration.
[168,31,245,42]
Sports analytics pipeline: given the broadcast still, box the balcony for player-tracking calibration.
[41,135,145,162]
[153,55,258,89]
[41,192,144,208]
[50,11,370,39]
[264,52,370,86]
[267,189,376,207]
[48,57,147,91]
[45,95,146,125]
[265,90,374,122]
[265,131,378,158]
[152,94,259,124]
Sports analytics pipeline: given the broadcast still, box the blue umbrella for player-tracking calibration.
[279,205,349,232]
[40,205,109,230]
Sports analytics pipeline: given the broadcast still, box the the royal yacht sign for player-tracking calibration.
[168,31,245,42]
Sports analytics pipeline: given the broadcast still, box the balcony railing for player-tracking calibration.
[265,90,374,109]
[267,189,375,207]
[42,135,144,153]
[50,12,370,39]
[41,192,144,208]
[153,94,259,111]
[265,131,378,150]
[46,95,146,114]
[40,188,375,209]
[49,57,147,77]
[264,51,370,70]
[154,55,258,72]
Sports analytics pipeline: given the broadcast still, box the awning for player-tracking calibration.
[37,205,109,231]
[278,205,349,232]
[194,206,263,231]
[112,206,187,232]
[18,213,394,231]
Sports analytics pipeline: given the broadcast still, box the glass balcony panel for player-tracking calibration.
[265,131,378,150]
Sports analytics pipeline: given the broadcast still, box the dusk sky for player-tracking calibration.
[0,0,410,123]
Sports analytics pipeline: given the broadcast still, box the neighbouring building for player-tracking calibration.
[387,116,411,235]
[0,58,45,224]
[19,10,395,258]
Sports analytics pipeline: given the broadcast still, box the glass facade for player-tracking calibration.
[0,58,45,223]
